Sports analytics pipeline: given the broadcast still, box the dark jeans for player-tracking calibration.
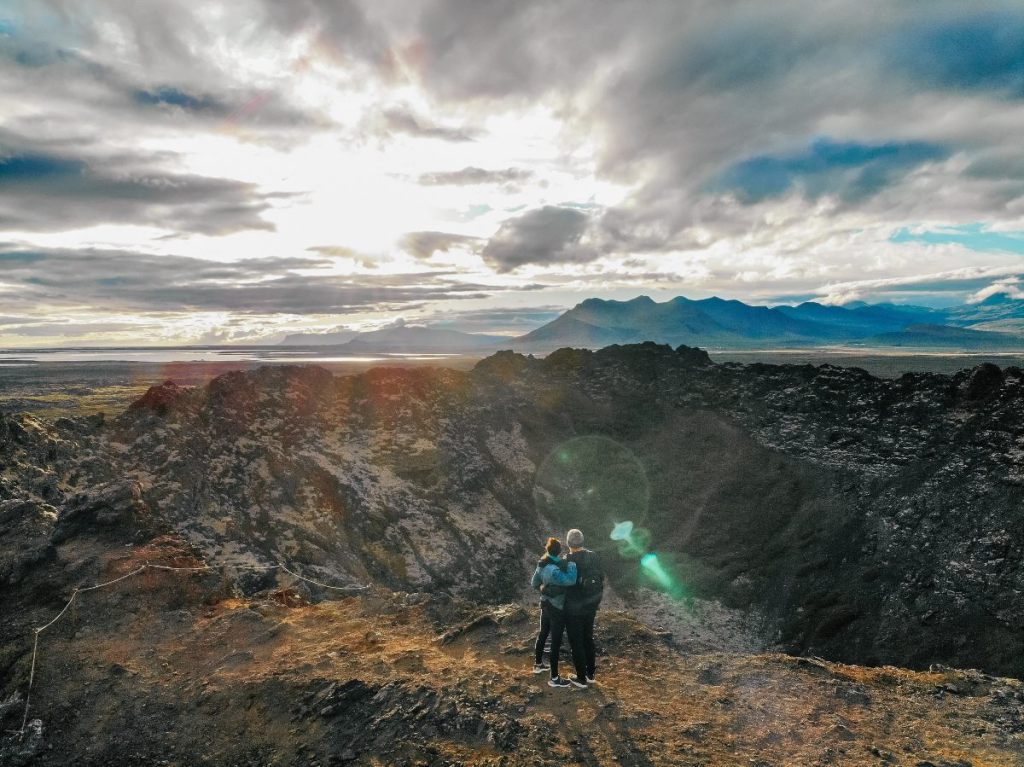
[565,610,597,680]
[534,600,567,678]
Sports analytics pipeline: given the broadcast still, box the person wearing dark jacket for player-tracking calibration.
[564,528,604,688]
[530,537,577,688]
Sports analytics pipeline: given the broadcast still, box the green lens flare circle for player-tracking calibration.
[532,435,650,537]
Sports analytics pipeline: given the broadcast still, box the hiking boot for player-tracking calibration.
[570,676,588,689]
[532,662,550,674]
[548,676,571,688]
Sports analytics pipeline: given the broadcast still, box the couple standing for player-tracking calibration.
[531,528,604,689]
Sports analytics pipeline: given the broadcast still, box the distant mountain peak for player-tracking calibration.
[517,293,1024,351]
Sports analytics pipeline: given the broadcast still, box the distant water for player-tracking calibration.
[0,347,460,365]
[710,348,1024,377]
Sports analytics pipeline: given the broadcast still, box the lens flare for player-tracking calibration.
[533,436,651,538]
[640,552,676,593]
[609,519,650,559]
[610,520,634,541]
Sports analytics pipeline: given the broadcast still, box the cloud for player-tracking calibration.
[0,4,321,148]
[1,320,151,338]
[968,277,1024,304]
[810,264,1024,305]
[0,246,505,315]
[417,166,532,186]
[481,206,598,271]
[420,305,563,334]
[257,0,389,66]
[0,134,277,234]
[397,2,1024,257]
[378,107,478,142]
[400,231,481,259]
[710,138,949,204]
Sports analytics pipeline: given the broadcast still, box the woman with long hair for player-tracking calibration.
[530,537,578,688]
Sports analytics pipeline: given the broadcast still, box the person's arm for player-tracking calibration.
[547,561,577,586]
[531,567,543,590]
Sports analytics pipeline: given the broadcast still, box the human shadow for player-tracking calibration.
[558,686,656,767]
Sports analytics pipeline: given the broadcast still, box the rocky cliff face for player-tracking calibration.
[2,344,1024,680]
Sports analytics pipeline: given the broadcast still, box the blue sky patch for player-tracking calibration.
[452,203,493,222]
[0,251,44,264]
[0,154,84,183]
[892,13,1024,97]
[890,223,1024,254]
[711,137,948,203]
[134,87,222,113]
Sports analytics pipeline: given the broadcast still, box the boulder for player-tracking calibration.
[963,363,1004,401]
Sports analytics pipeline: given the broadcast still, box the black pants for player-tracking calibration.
[565,610,597,680]
[534,600,567,678]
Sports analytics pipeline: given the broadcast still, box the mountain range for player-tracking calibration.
[279,294,1024,352]
[516,294,1024,350]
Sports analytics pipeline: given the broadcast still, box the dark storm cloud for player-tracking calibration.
[481,206,597,271]
[417,167,532,186]
[0,246,509,314]
[710,138,949,204]
[400,231,481,259]
[0,135,277,234]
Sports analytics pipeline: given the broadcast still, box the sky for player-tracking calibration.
[3,1,1024,346]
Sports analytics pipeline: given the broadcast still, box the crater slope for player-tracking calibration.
[3,344,1024,682]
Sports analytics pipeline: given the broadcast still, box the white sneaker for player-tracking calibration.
[586,674,596,684]
[548,676,571,688]
[532,662,550,674]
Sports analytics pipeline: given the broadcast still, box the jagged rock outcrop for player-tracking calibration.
[0,500,56,586]
[2,345,1024,679]
[51,480,156,544]
[127,379,192,416]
